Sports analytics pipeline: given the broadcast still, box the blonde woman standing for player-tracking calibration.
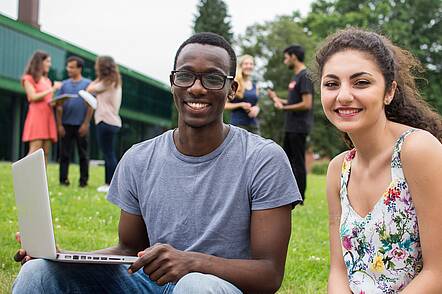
[225,55,260,134]
[87,56,122,193]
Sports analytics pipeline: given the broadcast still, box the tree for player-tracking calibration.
[237,14,346,156]
[193,0,233,44]
[235,0,441,158]
[303,0,442,113]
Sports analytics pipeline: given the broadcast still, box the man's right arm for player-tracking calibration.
[267,89,288,104]
[94,210,149,256]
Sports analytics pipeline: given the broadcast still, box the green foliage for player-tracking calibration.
[304,0,442,113]
[258,91,286,144]
[237,14,344,157]
[236,0,441,158]
[193,0,233,44]
[238,14,316,90]
[0,163,328,293]
[311,160,330,175]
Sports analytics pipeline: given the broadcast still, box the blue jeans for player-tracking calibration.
[96,122,120,184]
[13,259,243,294]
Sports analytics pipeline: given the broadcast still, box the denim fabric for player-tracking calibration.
[12,259,174,294]
[12,259,242,294]
[96,121,120,184]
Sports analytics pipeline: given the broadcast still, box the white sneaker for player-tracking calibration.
[97,184,110,193]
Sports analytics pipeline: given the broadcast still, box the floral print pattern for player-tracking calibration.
[340,129,423,293]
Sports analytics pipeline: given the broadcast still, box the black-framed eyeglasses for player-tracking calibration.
[170,70,234,90]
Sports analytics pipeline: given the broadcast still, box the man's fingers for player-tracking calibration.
[15,232,21,243]
[21,256,31,265]
[149,265,170,285]
[141,256,162,276]
[13,249,25,262]
[156,272,178,286]
[137,251,145,257]
[128,248,157,274]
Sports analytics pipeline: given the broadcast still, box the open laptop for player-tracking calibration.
[12,149,138,264]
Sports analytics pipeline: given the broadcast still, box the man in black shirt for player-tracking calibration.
[268,44,314,201]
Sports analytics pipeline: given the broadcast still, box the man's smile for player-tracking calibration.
[184,101,210,111]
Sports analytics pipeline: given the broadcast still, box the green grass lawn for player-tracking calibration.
[0,162,329,293]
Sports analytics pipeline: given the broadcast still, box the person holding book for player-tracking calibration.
[55,56,92,187]
[21,51,62,165]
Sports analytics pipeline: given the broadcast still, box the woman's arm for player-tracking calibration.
[86,80,106,94]
[267,90,288,105]
[23,80,60,102]
[224,101,251,111]
[400,131,442,293]
[248,105,260,118]
[326,154,353,294]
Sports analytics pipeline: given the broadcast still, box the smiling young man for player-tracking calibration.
[13,33,301,294]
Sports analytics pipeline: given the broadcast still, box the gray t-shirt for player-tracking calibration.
[107,126,301,259]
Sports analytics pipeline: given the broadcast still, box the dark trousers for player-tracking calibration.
[59,124,89,185]
[283,132,307,200]
[96,122,120,184]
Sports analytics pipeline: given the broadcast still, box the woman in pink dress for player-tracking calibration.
[22,51,62,165]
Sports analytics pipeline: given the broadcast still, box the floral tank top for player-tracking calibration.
[339,129,423,293]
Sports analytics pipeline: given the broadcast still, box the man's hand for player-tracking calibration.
[128,243,194,285]
[78,123,89,137]
[267,89,277,101]
[57,125,65,138]
[14,232,32,265]
[274,100,284,110]
[52,81,62,92]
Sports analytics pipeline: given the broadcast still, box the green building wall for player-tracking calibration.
[0,13,173,162]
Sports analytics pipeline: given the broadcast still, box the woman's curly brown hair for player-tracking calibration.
[315,28,442,146]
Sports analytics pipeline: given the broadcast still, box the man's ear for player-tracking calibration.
[228,80,238,101]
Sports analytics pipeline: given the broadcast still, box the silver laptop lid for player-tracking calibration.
[12,149,57,259]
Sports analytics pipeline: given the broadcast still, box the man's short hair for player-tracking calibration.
[66,56,85,69]
[283,45,305,62]
[173,32,237,77]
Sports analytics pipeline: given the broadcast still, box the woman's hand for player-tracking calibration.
[241,102,252,112]
[248,106,260,118]
[52,81,62,92]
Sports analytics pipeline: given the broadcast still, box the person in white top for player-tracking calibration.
[87,56,122,193]
[318,28,442,293]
